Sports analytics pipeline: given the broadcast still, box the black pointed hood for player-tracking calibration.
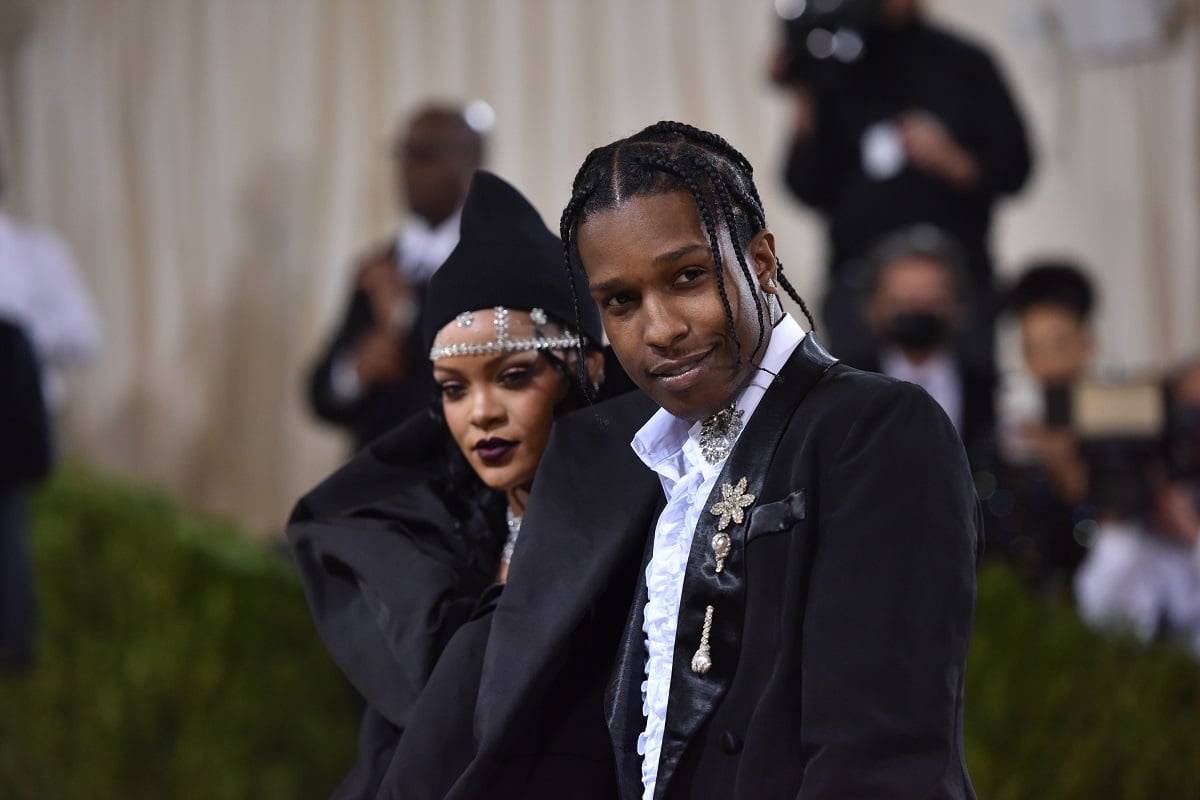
[421,170,603,353]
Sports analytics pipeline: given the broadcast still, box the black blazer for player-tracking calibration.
[845,348,997,464]
[394,335,981,799]
[307,243,436,450]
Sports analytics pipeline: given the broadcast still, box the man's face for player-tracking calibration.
[577,191,776,422]
[866,255,960,352]
[1019,304,1093,387]
[395,113,479,225]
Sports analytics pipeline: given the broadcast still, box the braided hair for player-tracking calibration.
[559,121,815,399]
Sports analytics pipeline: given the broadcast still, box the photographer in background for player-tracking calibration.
[846,225,995,466]
[770,0,1032,368]
[1074,360,1200,659]
[989,262,1096,591]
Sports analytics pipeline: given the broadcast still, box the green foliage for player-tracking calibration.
[967,563,1200,799]
[0,468,357,799]
[3,470,1198,798]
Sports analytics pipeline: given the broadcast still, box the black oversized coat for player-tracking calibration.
[287,412,506,798]
[385,335,982,799]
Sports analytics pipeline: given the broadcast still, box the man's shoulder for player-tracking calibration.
[803,360,943,426]
[553,390,658,451]
[918,18,1001,69]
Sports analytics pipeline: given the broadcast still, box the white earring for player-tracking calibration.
[765,278,776,290]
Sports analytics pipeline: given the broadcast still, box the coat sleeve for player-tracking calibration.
[308,287,374,427]
[965,48,1033,200]
[287,497,485,731]
[797,380,981,798]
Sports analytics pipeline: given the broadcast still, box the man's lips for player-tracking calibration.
[473,438,517,464]
[647,347,716,391]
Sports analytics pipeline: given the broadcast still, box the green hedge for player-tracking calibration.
[2,469,1198,798]
[0,469,357,799]
[966,563,1200,799]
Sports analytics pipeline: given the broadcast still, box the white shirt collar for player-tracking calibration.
[396,208,462,283]
[631,313,807,476]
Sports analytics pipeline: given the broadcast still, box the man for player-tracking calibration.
[773,0,1032,366]
[847,224,995,462]
[308,104,485,449]
[383,122,981,799]
[0,146,101,668]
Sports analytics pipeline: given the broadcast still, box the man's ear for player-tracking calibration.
[748,230,778,292]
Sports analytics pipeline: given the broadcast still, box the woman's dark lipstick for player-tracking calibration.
[474,437,518,464]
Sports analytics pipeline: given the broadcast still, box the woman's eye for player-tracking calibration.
[499,367,533,387]
[439,382,466,400]
[676,266,707,285]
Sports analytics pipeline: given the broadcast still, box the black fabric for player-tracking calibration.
[648,337,837,797]
[420,170,603,351]
[432,334,981,799]
[784,17,1032,284]
[844,348,997,467]
[0,319,52,485]
[307,242,436,451]
[286,412,506,778]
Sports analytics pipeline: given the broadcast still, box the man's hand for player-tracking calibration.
[1019,423,1088,505]
[354,328,406,387]
[1152,479,1200,547]
[356,255,410,328]
[897,111,979,190]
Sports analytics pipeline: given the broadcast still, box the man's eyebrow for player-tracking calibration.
[653,243,709,266]
[588,243,710,293]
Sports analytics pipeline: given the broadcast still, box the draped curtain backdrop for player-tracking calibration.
[0,0,1197,535]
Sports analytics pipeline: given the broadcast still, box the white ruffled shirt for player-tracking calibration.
[629,314,805,800]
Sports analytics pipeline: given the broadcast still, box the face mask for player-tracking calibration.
[885,311,949,351]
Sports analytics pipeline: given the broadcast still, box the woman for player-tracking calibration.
[287,170,618,798]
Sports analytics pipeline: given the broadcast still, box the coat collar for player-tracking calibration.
[474,391,662,748]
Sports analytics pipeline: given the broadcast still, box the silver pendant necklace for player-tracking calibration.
[698,403,744,464]
[501,509,522,566]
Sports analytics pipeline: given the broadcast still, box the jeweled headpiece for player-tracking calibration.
[420,171,603,358]
[428,305,586,361]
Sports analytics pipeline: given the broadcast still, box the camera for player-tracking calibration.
[774,0,883,89]
[1045,377,1200,518]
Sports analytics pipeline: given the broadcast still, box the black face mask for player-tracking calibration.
[885,311,949,352]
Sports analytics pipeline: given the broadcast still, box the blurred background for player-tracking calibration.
[1,0,1199,797]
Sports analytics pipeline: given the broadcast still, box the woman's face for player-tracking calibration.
[432,309,569,493]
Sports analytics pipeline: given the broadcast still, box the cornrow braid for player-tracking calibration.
[693,154,767,360]
[633,151,745,368]
[559,121,819,399]
[560,181,599,403]
[642,123,818,333]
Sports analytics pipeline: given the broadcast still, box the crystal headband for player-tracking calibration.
[428,306,585,361]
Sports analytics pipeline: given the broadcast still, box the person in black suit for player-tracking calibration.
[383,122,981,799]
[308,104,486,450]
[771,0,1032,368]
[845,224,996,469]
[0,319,51,670]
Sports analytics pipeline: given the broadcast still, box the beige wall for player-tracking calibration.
[1,0,1196,534]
